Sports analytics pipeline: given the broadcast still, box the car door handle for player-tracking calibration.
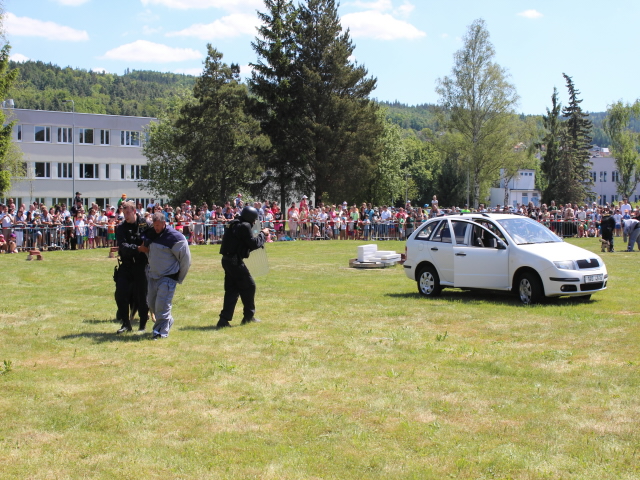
[455,252,466,256]
[431,247,438,251]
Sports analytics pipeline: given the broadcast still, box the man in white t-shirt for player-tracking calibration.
[620,198,632,216]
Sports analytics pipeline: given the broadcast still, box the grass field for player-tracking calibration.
[1,238,639,479]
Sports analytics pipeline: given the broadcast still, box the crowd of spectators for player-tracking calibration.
[1,192,639,253]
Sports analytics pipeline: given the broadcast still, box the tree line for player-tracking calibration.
[4,2,640,207]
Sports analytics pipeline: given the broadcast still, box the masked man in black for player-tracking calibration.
[115,201,151,333]
[217,206,270,329]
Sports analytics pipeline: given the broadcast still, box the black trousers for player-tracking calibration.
[115,264,149,329]
[219,256,256,322]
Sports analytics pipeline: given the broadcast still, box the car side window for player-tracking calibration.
[451,220,469,246]
[431,221,452,243]
[473,219,507,243]
[416,220,439,240]
[471,224,501,248]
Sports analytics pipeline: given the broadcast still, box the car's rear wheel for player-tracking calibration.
[417,265,441,297]
[517,271,543,305]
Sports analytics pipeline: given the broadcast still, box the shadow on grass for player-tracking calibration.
[179,325,234,331]
[82,317,120,325]
[385,289,587,306]
[59,326,151,343]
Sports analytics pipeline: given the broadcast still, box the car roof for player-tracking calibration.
[438,213,524,220]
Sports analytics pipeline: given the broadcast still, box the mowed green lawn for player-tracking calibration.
[1,238,639,479]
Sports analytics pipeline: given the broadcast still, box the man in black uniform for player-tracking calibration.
[115,201,151,333]
[600,209,616,252]
[217,206,270,329]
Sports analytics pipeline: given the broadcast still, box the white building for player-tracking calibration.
[489,168,540,208]
[487,156,640,208]
[589,156,640,205]
[2,107,159,209]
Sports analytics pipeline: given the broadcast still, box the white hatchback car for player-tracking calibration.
[403,213,608,304]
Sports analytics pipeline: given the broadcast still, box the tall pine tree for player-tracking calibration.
[292,0,382,203]
[541,87,563,204]
[559,73,594,204]
[249,0,304,210]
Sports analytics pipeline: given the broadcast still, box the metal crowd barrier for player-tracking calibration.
[3,216,600,251]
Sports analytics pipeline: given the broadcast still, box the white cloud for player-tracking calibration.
[440,33,449,39]
[91,67,109,73]
[140,0,261,12]
[517,9,543,19]
[342,11,425,40]
[143,25,163,35]
[166,13,259,39]
[53,0,90,5]
[347,0,414,17]
[396,2,414,17]
[10,53,30,63]
[5,12,89,41]
[102,40,203,62]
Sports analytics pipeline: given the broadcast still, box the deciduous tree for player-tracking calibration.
[435,19,519,207]
[603,100,640,200]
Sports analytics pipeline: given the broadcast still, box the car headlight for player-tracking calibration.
[553,260,576,270]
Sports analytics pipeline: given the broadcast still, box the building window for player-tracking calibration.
[590,171,597,183]
[600,171,607,182]
[602,195,607,205]
[35,126,51,142]
[79,128,94,144]
[121,130,140,147]
[100,129,110,145]
[611,194,619,203]
[612,171,619,183]
[58,127,72,144]
[16,125,22,141]
[58,162,72,179]
[34,162,51,178]
[79,163,99,179]
[105,164,110,179]
[120,164,125,179]
[129,165,147,180]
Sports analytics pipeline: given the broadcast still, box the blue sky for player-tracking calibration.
[5,0,640,115]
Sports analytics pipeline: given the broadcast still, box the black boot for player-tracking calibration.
[216,319,231,329]
[241,317,261,325]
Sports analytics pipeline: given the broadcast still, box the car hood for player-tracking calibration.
[516,242,603,263]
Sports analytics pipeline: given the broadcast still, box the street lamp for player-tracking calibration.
[62,99,75,203]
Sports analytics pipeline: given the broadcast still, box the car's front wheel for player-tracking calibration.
[417,265,441,297]
[517,271,543,305]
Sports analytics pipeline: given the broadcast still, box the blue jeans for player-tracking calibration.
[147,276,178,337]
[628,227,640,251]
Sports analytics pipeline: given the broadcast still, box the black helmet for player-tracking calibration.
[240,206,259,224]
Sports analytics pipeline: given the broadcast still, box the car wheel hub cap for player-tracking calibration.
[421,274,434,294]
[520,280,532,303]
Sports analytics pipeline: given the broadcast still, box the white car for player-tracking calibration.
[403,213,607,304]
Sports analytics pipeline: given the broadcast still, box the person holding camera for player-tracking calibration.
[216,206,269,329]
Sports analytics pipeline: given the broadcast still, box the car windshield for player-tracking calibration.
[497,217,562,245]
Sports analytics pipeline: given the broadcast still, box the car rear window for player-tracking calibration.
[416,220,440,240]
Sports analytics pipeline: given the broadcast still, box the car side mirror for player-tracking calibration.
[496,239,507,250]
